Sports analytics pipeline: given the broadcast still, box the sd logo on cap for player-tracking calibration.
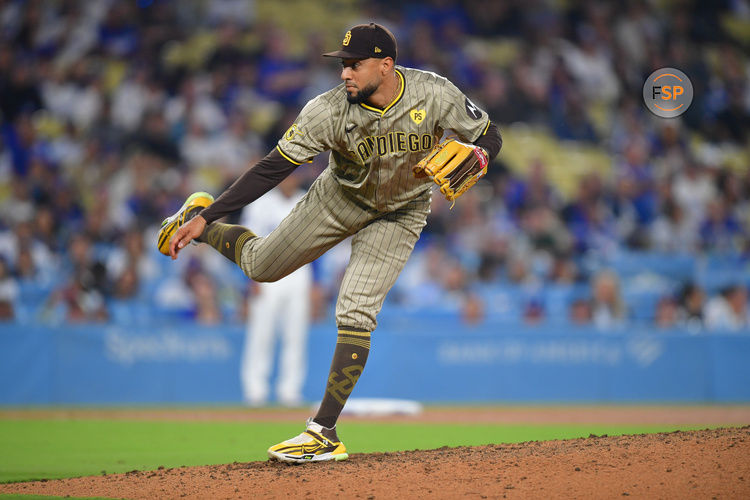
[323,23,397,61]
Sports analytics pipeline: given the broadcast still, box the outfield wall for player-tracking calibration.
[1,316,749,404]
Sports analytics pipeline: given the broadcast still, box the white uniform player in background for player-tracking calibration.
[239,173,312,406]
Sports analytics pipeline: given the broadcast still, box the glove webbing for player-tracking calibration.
[439,149,486,206]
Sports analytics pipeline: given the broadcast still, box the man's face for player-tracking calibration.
[340,58,383,104]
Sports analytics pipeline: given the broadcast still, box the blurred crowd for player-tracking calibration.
[1,0,749,332]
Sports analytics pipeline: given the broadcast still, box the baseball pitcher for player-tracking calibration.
[158,23,502,463]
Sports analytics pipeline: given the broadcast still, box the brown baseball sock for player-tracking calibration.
[198,223,256,265]
[313,327,371,429]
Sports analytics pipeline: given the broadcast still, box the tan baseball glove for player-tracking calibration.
[413,138,489,204]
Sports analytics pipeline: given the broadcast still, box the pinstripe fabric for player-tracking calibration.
[234,231,255,265]
[239,169,370,283]
[238,66,489,332]
[335,193,431,330]
[277,67,490,213]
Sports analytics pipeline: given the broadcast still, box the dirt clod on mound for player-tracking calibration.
[1,427,748,499]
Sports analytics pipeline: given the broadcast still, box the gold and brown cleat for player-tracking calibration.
[267,418,349,463]
[157,192,214,256]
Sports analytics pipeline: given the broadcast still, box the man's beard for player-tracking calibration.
[346,82,378,104]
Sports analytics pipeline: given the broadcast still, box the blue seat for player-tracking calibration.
[695,253,750,294]
[539,283,588,320]
[474,283,525,320]
[624,291,661,322]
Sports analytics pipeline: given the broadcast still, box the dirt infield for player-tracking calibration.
[1,425,748,499]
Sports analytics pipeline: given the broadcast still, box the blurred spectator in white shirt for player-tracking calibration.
[672,163,716,229]
[705,285,749,331]
[649,199,698,252]
[0,257,18,320]
[591,270,626,330]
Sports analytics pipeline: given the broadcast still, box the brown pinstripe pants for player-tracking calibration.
[239,169,430,331]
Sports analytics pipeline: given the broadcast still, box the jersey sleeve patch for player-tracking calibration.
[465,97,483,120]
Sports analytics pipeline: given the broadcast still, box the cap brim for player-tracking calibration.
[322,50,369,58]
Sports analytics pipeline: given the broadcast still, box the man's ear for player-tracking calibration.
[381,57,394,74]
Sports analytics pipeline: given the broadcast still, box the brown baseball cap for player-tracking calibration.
[323,23,397,61]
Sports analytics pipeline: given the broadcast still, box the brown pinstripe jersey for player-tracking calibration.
[277,66,491,212]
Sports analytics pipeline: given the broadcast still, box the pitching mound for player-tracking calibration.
[2,426,748,499]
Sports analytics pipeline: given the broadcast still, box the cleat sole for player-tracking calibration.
[156,192,214,256]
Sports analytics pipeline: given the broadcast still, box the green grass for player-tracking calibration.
[0,419,704,483]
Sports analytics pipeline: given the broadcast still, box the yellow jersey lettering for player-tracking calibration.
[353,131,431,160]
[395,132,407,152]
[376,136,387,156]
[357,142,371,162]
[407,133,420,151]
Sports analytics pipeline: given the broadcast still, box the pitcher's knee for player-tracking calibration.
[246,267,286,283]
[239,243,287,282]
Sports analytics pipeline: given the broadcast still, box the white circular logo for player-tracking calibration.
[643,68,693,118]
